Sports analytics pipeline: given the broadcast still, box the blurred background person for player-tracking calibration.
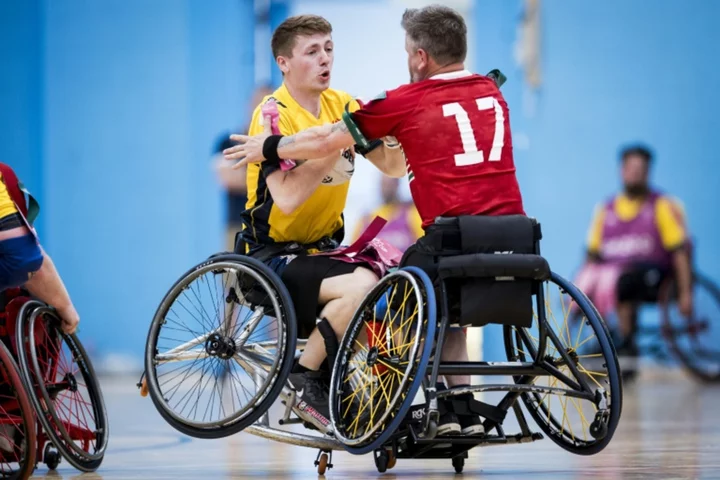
[574,145,693,376]
[351,175,422,252]
[213,84,274,252]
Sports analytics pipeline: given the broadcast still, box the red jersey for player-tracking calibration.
[351,70,525,228]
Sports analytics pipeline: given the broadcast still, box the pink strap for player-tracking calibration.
[261,99,296,172]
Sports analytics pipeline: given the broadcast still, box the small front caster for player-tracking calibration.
[452,456,464,474]
[314,449,333,475]
[44,443,61,470]
[374,448,389,473]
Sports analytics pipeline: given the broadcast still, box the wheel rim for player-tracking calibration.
[0,342,35,479]
[26,307,108,462]
[331,269,429,447]
[662,273,720,380]
[507,275,620,450]
[147,260,287,431]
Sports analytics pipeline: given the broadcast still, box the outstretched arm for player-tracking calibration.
[224,117,355,169]
[25,247,80,334]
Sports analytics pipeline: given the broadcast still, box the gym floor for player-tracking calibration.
[28,368,720,479]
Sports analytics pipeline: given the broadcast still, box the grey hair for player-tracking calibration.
[401,5,467,65]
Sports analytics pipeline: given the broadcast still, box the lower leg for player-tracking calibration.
[440,330,470,387]
[616,301,637,345]
[297,295,359,371]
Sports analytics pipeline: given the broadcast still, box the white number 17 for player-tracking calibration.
[442,97,505,166]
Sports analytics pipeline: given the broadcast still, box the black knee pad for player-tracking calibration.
[317,317,339,368]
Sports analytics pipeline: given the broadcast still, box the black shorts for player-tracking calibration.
[260,252,357,338]
[616,263,670,304]
[400,229,465,330]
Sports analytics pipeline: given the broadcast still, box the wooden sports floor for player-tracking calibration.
[28,368,720,479]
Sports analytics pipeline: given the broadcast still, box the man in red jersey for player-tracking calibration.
[225,4,525,437]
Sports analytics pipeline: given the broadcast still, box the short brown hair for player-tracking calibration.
[271,15,333,59]
[401,5,467,65]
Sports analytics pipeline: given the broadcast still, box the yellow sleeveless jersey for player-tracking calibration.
[243,83,359,247]
[0,173,18,220]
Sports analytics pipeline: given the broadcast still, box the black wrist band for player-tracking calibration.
[262,135,284,165]
[355,139,383,156]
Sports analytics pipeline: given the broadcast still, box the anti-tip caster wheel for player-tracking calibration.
[589,418,608,440]
[452,456,464,474]
[44,443,61,471]
[374,448,389,473]
[386,449,397,470]
[315,449,332,475]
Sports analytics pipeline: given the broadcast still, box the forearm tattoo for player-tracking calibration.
[278,136,296,148]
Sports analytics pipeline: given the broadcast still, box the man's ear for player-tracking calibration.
[277,56,290,75]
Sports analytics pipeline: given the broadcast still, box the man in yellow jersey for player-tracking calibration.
[237,15,405,425]
[0,163,80,334]
[575,145,693,376]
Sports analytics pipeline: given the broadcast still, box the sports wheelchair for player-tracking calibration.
[0,288,109,476]
[141,216,622,474]
[575,251,720,383]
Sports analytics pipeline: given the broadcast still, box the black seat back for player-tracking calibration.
[436,215,547,328]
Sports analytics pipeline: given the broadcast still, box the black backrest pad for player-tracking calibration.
[443,215,541,328]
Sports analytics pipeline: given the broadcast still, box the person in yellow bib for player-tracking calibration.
[574,145,693,376]
[352,176,423,252]
[0,163,80,334]
[235,14,405,426]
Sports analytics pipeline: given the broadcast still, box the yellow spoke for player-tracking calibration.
[561,395,575,443]
[568,396,592,441]
[573,314,587,352]
[376,358,407,377]
[396,305,419,357]
[375,370,393,406]
[577,365,606,391]
[556,284,574,348]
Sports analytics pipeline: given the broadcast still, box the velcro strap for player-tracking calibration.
[451,398,507,425]
[342,103,369,148]
[486,69,507,88]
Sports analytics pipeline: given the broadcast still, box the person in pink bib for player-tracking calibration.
[574,145,693,375]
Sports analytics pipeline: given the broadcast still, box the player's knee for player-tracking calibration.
[349,267,379,300]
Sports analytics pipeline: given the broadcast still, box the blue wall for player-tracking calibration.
[478,0,720,360]
[4,0,720,368]
[7,0,255,368]
[0,0,44,233]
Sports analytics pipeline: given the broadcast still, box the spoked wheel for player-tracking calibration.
[0,341,36,480]
[504,272,622,455]
[660,272,720,382]
[15,301,108,472]
[144,254,296,439]
[330,267,436,455]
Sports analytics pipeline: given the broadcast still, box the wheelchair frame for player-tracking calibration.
[0,290,108,474]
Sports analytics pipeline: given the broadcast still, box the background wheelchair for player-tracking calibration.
[328,216,622,473]
[0,337,35,479]
[0,288,109,475]
[574,251,720,383]
[142,216,622,475]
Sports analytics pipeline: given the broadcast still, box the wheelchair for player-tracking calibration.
[0,337,35,479]
[575,250,720,383]
[655,269,720,381]
[142,216,622,474]
[0,288,109,474]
